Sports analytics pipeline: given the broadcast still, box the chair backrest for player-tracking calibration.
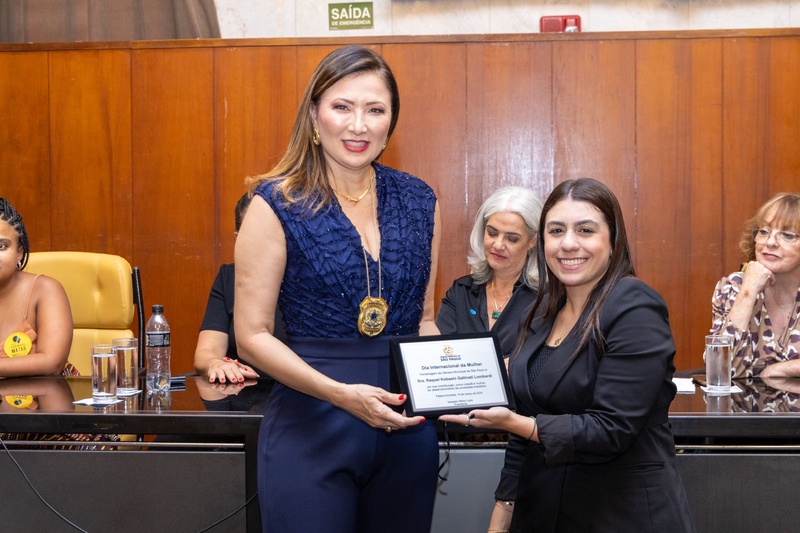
[26,252,141,376]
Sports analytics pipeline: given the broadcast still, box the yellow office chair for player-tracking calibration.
[25,252,144,376]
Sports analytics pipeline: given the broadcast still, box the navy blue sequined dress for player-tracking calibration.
[253,164,439,533]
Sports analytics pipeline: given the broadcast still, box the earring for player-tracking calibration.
[382,140,388,150]
[527,249,534,256]
[312,128,321,146]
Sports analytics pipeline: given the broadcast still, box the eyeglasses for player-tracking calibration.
[753,228,799,245]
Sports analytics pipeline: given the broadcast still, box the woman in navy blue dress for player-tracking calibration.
[235,46,441,533]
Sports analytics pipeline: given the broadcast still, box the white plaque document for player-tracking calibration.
[390,333,515,417]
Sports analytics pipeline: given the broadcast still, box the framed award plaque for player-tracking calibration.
[390,332,515,418]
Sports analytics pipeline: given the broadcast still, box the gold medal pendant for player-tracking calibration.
[358,296,388,337]
[354,169,387,338]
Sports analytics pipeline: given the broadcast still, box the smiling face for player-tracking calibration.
[755,211,800,276]
[544,198,612,298]
[0,219,23,284]
[484,212,535,280]
[310,71,392,177]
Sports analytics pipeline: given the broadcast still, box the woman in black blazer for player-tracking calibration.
[435,186,542,531]
[442,178,694,533]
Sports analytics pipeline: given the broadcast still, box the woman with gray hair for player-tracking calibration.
[435,185,542,532]
[436,186,542,356]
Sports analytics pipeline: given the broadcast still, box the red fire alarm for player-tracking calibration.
[540,15,581,33]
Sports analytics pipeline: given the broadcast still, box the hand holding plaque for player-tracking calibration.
[390,333,515,418]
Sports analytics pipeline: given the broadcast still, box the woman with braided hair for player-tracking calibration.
[0,197,72,376]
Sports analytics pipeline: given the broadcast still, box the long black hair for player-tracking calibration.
[519,178,635,357]
[0,197,30,270]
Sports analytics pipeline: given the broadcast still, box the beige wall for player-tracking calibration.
[215,0,800,38]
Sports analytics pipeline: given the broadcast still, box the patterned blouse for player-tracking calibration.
[711,272,800,378]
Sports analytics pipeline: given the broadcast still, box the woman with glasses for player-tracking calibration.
[710,192,800,378]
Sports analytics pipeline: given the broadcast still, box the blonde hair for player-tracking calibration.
[739,192,800,261]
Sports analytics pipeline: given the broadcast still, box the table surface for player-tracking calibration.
[3,374,800,436]
[0,375,273,436]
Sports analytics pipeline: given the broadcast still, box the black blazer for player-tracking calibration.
[509,277,694,533]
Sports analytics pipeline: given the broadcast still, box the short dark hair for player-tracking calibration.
[234,192,253,231]
[0,197,30,270]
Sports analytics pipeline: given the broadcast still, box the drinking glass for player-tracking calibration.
[113,337,139,395]
[704,334,733,393]
[91,344,117,402]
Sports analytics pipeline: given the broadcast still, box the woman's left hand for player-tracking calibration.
[759,360,800,379]
[440,406,515,430]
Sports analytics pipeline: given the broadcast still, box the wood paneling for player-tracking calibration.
[214,45,298,263]
[636,39,723,370]
[49,50,132,256]
[465,42,554,201]
[382,43,469,299]
[0,51,51,251]
[2,31,799,373]
[723,36,800,267]
[552,40,637,239]
[132,48,215,372]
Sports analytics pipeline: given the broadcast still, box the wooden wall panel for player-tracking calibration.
[382,43,468,302]
[2,31,799,374]
[48,50,132,256]
[723,36,800,267]
[722,37,774,272]
[635,39,723,370]
[465,41,554,245]
[0,52,51,251]
[214,46,298,264]
[552,40,637,252]
[132,48,215,373]
[764,37,800,197]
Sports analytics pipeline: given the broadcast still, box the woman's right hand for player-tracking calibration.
[741,260,775,294]
[332,383,425,430]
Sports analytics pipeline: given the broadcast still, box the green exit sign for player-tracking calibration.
[329,2,374,30]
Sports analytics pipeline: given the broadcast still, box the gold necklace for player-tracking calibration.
[357,177,388,337]
[550,313,576,347]
[490,280,513,320]
[331,174,373,203]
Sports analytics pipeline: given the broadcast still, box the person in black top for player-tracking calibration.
[436,186,542,355]
[194,192,286,383]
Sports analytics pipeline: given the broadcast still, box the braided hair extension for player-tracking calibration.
[0,197,30,270]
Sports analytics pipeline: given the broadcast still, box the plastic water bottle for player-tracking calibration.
[145,304,171,392]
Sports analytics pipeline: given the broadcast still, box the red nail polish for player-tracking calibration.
[398,394,406,401]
